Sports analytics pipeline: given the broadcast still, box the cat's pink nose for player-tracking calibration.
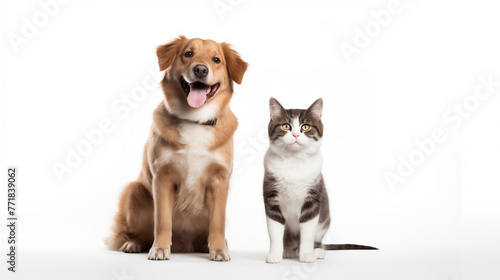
[293,134,300,139]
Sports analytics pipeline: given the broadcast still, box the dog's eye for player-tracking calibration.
[281,124,291,131]
[301,124,311,131]
[212,57,221,63]
[184,51,193,57]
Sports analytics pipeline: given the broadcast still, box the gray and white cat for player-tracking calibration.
[263,97,376,263]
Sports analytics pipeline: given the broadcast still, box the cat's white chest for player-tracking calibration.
[265,151,322,187]
[265,150,322,225]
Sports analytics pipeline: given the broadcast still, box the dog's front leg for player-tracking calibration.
[206,174,230,261]
[148,172,175,260]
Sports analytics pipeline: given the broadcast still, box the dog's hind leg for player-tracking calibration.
[106,181,154,253]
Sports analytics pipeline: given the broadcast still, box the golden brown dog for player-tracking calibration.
[106,36,248,261]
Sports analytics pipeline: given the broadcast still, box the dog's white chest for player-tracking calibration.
[152,122,222,213]
[176,123,216,188]
[178,123,214,147]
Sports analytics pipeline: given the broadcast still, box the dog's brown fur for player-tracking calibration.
[106,36,248,261]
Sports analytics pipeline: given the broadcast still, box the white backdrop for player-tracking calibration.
[1,0,499,279]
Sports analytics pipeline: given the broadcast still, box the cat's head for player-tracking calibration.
[268,97,323,154]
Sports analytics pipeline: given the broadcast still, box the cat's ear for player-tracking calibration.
[307,98,323,119]
[269,97,285,120]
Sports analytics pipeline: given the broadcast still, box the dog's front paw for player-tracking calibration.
[148,246,171,260]
[209,249,231,262]
[299,252,316,263]
[266,252,283,263]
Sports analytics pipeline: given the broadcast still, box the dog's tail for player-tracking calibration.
[322,244,378,250]
[105,233,130,251]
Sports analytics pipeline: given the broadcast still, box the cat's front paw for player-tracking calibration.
[299,252,316,263]
[266,252,283,263]
[314,248,326,259]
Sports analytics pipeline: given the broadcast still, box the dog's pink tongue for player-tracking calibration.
[187,88,208,108]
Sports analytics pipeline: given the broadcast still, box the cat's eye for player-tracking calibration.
[301,124,311,131]
[184,51,193,57]
[281,124,291,131]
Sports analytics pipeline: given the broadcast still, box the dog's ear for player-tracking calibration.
[222,43,248,85]
[157,35,188,71]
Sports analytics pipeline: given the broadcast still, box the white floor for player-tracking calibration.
[2,248,498,280]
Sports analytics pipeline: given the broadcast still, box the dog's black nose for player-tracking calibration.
[193,64,208,78]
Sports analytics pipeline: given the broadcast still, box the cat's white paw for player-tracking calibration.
[148,246,170,260]
[314,248,326,259]
[299,252,317,263]
[266,252,283,263]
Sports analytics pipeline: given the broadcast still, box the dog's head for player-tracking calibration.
[157,36,248,122]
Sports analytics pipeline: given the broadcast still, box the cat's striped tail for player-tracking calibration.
[322,244,378,250]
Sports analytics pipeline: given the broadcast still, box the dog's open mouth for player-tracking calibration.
[179,76,220,108]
